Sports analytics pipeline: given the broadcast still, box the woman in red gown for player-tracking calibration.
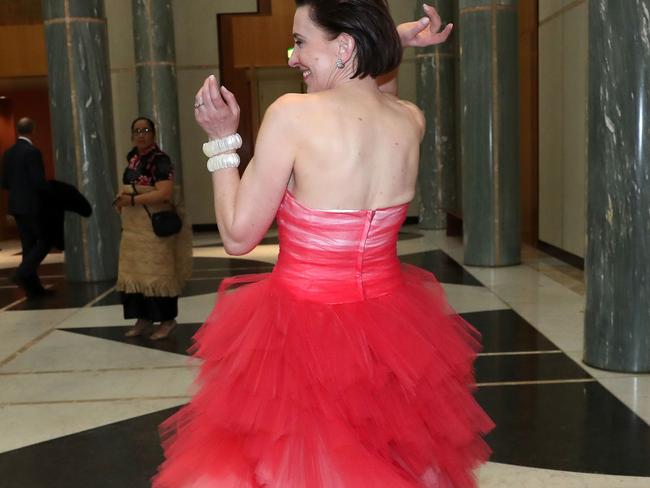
[154,2,493,487]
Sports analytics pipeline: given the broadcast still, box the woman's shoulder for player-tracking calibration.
[267,92,319,114]
[144,147,171,166]
[392,97,424,120]
[152,150,171,162]
[392,98,425,138]
[262,93,321,130]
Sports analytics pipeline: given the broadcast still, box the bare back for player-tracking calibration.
[288,84,424,211]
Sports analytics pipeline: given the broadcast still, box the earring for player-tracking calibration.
[336,57,345,69]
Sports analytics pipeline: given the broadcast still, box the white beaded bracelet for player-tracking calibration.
[207,152,240,172]
[202,133,242,157]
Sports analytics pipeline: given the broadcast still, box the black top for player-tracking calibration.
[122,145,174,186]
[0,138,49,216]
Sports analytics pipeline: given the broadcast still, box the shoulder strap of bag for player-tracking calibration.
[131,183,153,221]
[131,183,175,221]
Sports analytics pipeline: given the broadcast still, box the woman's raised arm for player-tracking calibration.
[195,75,297,255]
[378,3,454,95]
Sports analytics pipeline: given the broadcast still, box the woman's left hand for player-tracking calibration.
[398,3,453,48]
[194,75,240,140]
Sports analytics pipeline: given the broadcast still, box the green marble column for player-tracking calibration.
[42,0,120,282]
[584,0,650,373]
[458,0,520,266]
[132,0,183,185]
[416,0,457,229]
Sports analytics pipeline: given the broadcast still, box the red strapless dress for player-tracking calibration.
[154,191,493,488]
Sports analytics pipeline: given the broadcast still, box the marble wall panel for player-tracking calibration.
[561,3,587,257]
[538,0,588,257]
[538,15,564,248]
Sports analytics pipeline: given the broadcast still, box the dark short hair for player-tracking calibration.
[295,0,402,79]
[131,116,156,134]
[16,117,35,136]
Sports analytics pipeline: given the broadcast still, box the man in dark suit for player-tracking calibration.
[1,117,53,297]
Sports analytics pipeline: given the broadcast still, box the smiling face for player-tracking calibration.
[288,6,343,93]
[131,118,155,153]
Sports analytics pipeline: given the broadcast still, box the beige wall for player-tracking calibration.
[538,0,588,257]
[105,0,137,186]
[172,0,257,225]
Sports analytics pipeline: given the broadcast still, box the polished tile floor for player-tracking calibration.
[0,228,649,487]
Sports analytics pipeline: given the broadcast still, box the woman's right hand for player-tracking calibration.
[194,75,241,140]
[113,192,132,209]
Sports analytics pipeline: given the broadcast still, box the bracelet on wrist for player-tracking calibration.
[202,133,242,158]
[207,153,240,172]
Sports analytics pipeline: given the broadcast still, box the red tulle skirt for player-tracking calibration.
[153,265,493,488]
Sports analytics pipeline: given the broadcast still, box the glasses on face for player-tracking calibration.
[132,127,152,135]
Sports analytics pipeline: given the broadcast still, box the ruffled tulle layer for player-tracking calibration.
[153,265,493,488]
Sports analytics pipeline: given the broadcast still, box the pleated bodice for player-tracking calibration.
[272,191,409,303]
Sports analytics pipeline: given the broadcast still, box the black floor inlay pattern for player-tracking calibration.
[475,353,591,383]
[62,323,201,355]
[0,407,178,488]
[400,250,483,286]
[0,262,64,280]
[477,382,650,476]
[191,256,274,273]
[461,309,558,353]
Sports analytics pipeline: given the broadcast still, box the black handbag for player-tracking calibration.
[132,184,182,237]
[148,208,182,237]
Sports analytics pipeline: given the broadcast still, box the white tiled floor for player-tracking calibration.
[478,462,650,487]
[0,330,191,372]
[0,399,188,452]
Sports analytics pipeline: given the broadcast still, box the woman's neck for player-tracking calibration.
[331,75,379,93]
[137,143,156,155]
